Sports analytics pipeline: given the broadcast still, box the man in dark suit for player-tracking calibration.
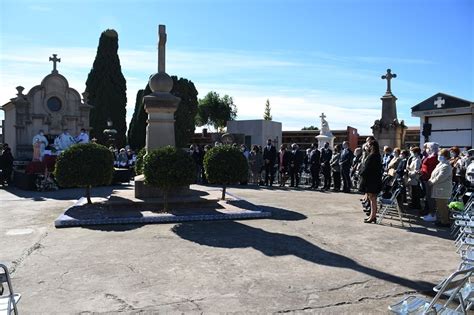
[289,143,303,187]
[340,141,354,193]
[309,143,321,189]
[320,142,332,190]
[263,139,277,186]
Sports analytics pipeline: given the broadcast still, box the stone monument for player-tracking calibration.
[315,113,335,149]
[144,25,181,150]
[135,25,182,198]
[371,69,406,149]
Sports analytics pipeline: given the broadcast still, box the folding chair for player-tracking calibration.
[389,267,474,314]
[433,262,474,313]
[0,263,20,315]
[377,187,404,226]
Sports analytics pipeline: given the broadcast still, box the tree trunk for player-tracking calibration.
[221,185,226,200]
[86,185,92,204]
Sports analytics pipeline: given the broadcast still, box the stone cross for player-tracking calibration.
[320,112,326,121]
[49,54,61,73]
[434,96,445,108]
[158,25,166,73]
[381,68,397,94]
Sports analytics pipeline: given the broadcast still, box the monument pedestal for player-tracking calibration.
[372,125,406,149]
[316,134,335,149]
[143,92,180,149]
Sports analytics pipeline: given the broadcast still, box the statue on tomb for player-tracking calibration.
[319,113,333,137]
[54,129,75,151]
[32,129,49,161]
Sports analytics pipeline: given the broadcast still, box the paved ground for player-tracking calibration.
[0,184,459,314]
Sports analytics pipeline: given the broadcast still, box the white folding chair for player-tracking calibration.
[377,187,404,226]
[389,267,474,314]
[0,263,21,315]
[433,263,474,313]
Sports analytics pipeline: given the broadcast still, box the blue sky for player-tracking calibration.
[1,0,473,134]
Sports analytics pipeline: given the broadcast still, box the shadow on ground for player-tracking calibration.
[172,205,435,293]
[3,184,132,201]
[74,204,304,233]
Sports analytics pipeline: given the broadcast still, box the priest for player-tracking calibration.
[54,129,75,152]
[32,129,49,161]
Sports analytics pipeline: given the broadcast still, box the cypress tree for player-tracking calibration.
[86,29,127,148]
[264,99,272,120]
[171,76,198,148]
[127,76,198,150]
[127,84,151,150]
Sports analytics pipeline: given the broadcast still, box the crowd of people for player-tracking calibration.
[231,138,359,192]
[358,138,474,226]
[4,129,474,229]
[194,137,473,227]
[109,146,137,169]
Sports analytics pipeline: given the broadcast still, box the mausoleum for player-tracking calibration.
[226,119,282,149]
[1,54,91,159]
[411,92,473,148]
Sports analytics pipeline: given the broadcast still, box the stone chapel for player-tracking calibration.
[1,54,91,159]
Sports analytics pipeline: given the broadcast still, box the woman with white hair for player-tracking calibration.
[428,149,453,227]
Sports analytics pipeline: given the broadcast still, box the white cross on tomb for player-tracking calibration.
[434,96,445,108]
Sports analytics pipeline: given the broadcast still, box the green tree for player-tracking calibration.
[196,91,237,131]
[127,84,152,150]
[54,143,114,204]
[203,145,248,200]
[301,126,319,130]
[263,99,272,120]
[127,76,198,150]
[86,29,127,148]
[143,146,195,210]
[171,76,199,147]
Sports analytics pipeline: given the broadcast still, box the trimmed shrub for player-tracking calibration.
[135,147,146,175]
[54,143,114,204]
[203,145,248,200]
[143,146,195,210]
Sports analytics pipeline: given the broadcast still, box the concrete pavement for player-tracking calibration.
[0,184,458,313]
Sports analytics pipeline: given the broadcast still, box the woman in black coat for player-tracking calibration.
[359,140,383,223]
[0,147,14,185]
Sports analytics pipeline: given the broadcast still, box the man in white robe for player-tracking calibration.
[76,128,90,144]
[32,130,49,160]
[55,129,75,151]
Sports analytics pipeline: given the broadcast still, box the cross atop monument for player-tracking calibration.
[381,68,397,94]
[158,25,166,73]
[49,54,61,74]
[320,112,326,120]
